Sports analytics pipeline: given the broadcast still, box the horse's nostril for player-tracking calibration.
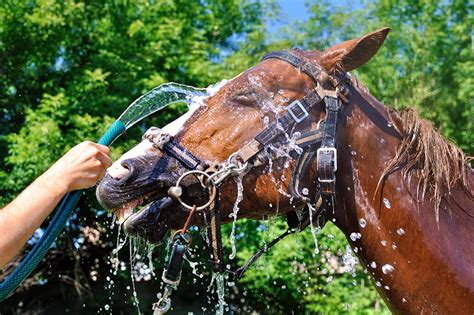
[107,160,135,182]
[121,160,130,172]
[116,160,136,183]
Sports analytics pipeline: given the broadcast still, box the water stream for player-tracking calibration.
[229,174,244,260]
[208,272,227,315]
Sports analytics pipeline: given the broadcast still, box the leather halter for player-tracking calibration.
[145,49,351,276]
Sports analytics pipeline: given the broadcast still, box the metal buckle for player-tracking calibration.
[287,100,309,123]
[317,147,337,183]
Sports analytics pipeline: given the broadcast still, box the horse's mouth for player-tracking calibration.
[113,194,176,243]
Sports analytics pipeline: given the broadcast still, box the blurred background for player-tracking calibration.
[0,0,472,313]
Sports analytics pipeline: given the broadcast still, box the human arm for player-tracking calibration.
[0,141,113,268]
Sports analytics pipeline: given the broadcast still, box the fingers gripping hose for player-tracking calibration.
[0,120,126,302]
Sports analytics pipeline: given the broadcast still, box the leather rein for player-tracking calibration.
[147,50,351,313]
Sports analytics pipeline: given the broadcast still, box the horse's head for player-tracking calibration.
[96,28,389,243]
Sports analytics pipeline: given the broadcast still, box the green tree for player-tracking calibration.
[0,0,269,312]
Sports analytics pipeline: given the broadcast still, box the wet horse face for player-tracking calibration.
[96,29,390,243]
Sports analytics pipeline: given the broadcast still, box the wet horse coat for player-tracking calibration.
[97,28,474,313]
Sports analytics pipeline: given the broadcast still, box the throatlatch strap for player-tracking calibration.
[289,128,323,198]
[317,96,341,194]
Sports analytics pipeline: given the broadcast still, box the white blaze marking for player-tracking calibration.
[162,100,202,136]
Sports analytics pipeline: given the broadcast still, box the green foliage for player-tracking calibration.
[220,219,389,314]
[0,0,471,313]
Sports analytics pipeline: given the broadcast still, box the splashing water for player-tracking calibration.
[307,203,320,254]
[147,245,155,277]
[112,224,128,256]
[383,198,392,209]
[118,83,208,130]
[342,245,358,276]
[186,257,204,279]
[129,242,141,314]
[349,232,362,242]
[229,174,244,260]
[382,264,395,274]
[111,224,128,275]
[208,272,227,315]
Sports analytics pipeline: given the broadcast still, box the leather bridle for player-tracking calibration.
[147,50,351,313]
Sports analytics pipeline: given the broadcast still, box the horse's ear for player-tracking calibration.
[319,27,390,72]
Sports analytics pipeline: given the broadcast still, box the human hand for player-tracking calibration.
[44,141,113,193]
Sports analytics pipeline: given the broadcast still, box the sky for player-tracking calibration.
[270,0,362,32]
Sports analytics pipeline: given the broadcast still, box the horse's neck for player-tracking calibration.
[333,90,474,314]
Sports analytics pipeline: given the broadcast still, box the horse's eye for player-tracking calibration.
[232,93,257,107]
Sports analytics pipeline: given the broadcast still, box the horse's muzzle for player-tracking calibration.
[122,197,175,243]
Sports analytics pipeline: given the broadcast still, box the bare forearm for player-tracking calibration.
[0,141,112,269]
[0,170,67,268]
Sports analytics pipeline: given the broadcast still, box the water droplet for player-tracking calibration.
[375,281,382,287]
[381,240,387,246]
[387,122,392,128]
[104,305,110,311]
[392,243,397,250]
[384,285,390,290]
[382,264,394,274]
[359,218,367,228]
[351,150,357,156]
[347,187,351,191]
[402,297,407,303]
[302,188,309,196]
[383,198,391,209]
[327,276,334,283]
[380,138,385,144]
[397,228,405,236]
[370,261,377,269]
[396,187,401,192]
[350,232,362,242]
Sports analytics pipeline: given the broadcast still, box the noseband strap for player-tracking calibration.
[143,127,205,170]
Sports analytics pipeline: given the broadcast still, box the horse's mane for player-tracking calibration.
[352,77,473,221]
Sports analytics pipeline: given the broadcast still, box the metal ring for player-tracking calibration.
[154,297,171,313]
[174,170,217,211]
[171,230,192,245]
[227,152,249,172]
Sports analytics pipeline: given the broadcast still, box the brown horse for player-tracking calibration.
[96,28,474,314]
